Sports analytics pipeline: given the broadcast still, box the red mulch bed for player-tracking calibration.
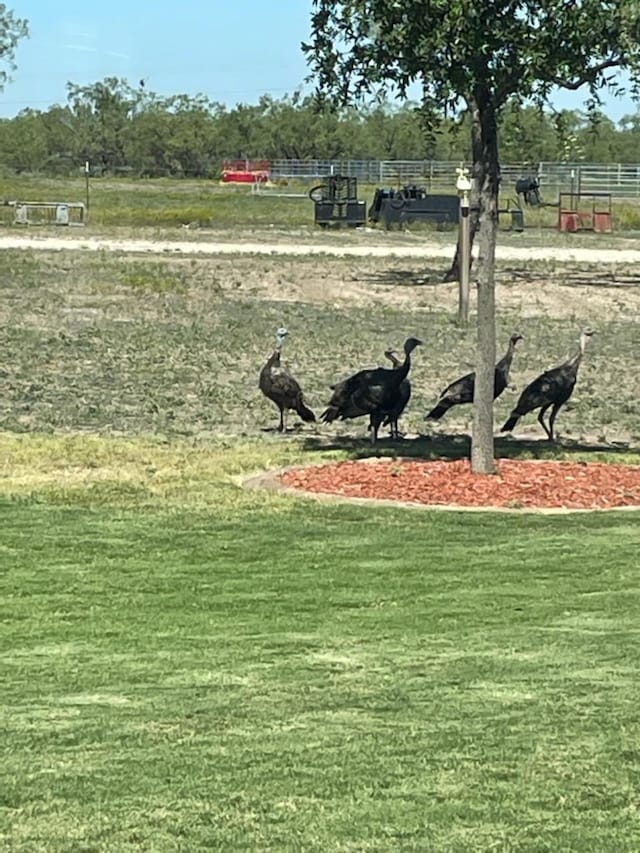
[279,458,640,510]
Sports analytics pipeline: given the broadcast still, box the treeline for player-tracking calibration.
[1,77,640,177]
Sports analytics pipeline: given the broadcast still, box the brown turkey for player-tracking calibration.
[259,328,315,432]
[425,332,523,421]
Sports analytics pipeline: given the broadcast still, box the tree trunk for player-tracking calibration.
[443,106,483,283]
[471,94,500,475]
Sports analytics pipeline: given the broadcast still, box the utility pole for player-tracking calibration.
[456,165,472,327]
[84,161,90,213]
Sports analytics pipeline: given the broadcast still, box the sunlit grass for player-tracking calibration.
[1,432,640,851]
[0,433,346,512]
[2,433,637,513]
[2,174,640,234]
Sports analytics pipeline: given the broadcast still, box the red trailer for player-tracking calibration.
[221,159,270,183]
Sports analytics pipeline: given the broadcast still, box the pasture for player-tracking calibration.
[1,186,640,850]
[3,172,640,235]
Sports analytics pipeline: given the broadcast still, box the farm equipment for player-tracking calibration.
[558,192,612,232]
[3,199,86,226]
[368,184,459,229]
[309,175,367,227]
[501,177,613,233]
[498,176,545,231]
[515,176,542,206]
[221,159,270,183]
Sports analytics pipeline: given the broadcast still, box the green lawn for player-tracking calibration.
[1,436,639,852]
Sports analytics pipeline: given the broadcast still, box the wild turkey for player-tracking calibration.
[380,348,412,439]
[321,336,422,445]
[425,332,523,421]
[501,328,595,441]
[259,327,316,432]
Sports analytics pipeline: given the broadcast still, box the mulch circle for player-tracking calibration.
[277,458,640,512]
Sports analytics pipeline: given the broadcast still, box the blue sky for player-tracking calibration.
[1,0,637,123]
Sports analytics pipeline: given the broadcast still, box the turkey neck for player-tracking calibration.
[265,347,282,369]
[498,338,517,372]
[395,349,414,383]
[567,333,591,371]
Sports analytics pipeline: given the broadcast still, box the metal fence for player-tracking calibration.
[537,162,640,199]
[269,159,640,198]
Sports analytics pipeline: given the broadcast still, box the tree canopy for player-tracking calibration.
[0,3,28,91]
[304,0,640,472]
[1,79,640,177]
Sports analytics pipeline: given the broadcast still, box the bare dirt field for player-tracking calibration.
[2,231,640,323]
[1,232,638,447]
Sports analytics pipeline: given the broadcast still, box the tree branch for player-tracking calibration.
[552,57,622,90]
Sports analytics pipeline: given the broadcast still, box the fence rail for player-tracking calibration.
[269,159,640,198]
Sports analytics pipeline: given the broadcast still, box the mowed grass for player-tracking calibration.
[1,434,640,851]
[1,243,639,850]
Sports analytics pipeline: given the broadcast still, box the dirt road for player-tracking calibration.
[2,232,640,264]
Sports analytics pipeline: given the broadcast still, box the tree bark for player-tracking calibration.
[471,93,499,475]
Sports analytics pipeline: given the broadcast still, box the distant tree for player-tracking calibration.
[0,3,28,91]
[358,102,421,159]
[578,111,625,162]
[618,111,640,161]
[0,109,47,171]
[305,0,640,473]
[216,101,269,161]
[553,110,587,162]
[124,101,175,176]
[499,103,560,164]
[65,78,143,172]
[161,95,224,176]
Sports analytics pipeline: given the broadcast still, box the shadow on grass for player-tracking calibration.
[359,266,449,287]
[301,430,638,462]
[499,266,640,289]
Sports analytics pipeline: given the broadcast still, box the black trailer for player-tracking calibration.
[368,185,459,229]
[309,175,366,228]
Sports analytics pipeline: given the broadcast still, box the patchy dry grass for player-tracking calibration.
[0,248,638,446]
[0,432,346,512]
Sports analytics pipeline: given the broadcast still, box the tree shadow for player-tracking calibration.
[359,266,449,287]
[359,264,640,291]
[499,266,640,289]
[301,430,638,461]
[301,432,469,461]
[261,423,308,434]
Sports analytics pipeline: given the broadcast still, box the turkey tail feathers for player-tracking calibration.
[296,397,316,422]
[501,414,519,433]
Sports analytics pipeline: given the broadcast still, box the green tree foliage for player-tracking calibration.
[304,0,640,472]
[0,110,46,172]
[0,3,28,91]
[65,78,143,172]
[499,104,560,163]
[2,76,640,177]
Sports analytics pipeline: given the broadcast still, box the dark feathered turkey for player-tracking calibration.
[501,328,594,441]
[321,336,422,445]
[425,333,523,421]
[380,348,412,439]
